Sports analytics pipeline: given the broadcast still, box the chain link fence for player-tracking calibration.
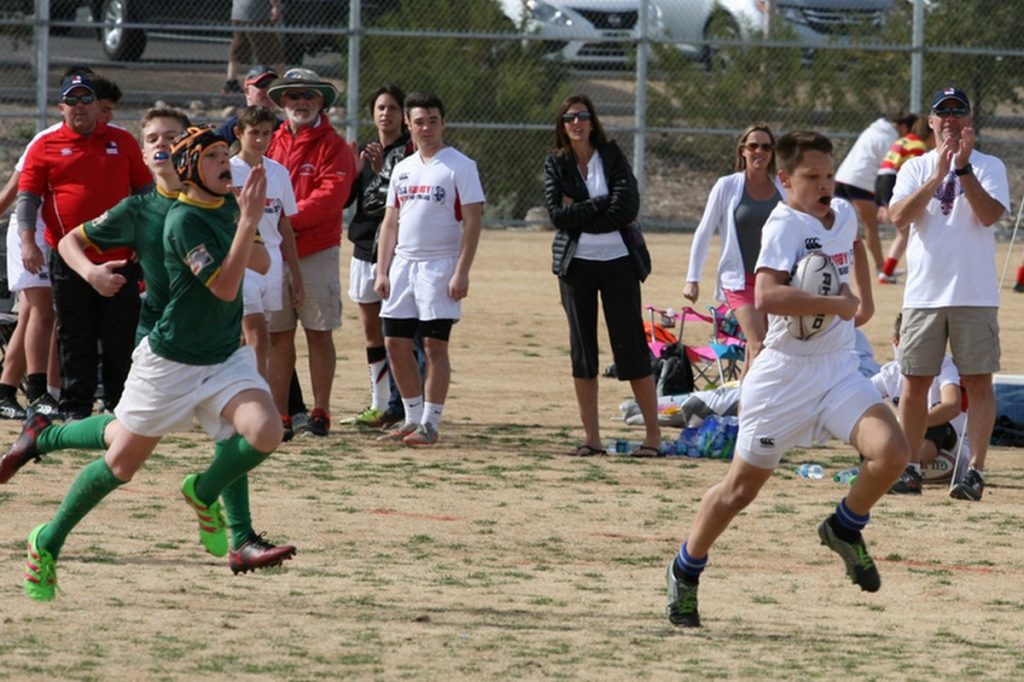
[0,0,1021,228]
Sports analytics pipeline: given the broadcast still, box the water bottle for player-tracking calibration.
[795,463,825,479]
[604,439,639,454]
[833,467,859,485]
[697,415,720,457]
[681,427,700,457]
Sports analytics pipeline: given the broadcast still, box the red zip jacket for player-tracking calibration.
[267,114,355,258]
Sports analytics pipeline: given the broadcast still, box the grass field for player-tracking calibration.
[1,230,1023,680]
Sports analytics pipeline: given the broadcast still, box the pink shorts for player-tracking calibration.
[723,273,756,310]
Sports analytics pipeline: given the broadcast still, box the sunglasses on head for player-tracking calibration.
[742,142,774,152]
[62,94,95,106]
[561,111,592,123]
[932,107,969,118]
[283,91,319,101]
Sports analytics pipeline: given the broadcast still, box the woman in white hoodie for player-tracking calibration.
[683,124,784,368]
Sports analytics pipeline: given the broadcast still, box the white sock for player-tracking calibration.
[909,462,922,474]
[48,385,60,400]
[423,402,444,431]
[369,359,389,410]
[402,396,424,425]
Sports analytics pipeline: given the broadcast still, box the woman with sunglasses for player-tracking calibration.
[684,124,784,369]
[544,93,661,458]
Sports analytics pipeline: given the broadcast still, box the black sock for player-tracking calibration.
[0,383,17,401]
[25,373,47,402]
[288,372,306,415]
[828,514,860,543]
[672,561,699,585]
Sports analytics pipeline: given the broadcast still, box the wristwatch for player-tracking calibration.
[954,163,973,176]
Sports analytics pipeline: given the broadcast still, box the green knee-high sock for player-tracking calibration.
[38,457,126,560]
[37,415,115,455]
[193,434,270,508]
[220,475,255,550]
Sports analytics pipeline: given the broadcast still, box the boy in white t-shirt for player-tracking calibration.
[231,106,304,379]
[665,131,909,628]
[374,92,485,446]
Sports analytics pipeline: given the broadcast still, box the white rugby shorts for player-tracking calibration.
[5,214,50,292]
[243,250,284,316]
[115,337,269,442]
[381,254,460,321]
[347,256,381,305]
[736,347,882,469]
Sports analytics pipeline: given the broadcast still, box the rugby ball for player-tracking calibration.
[922,449,957,484]
[787,251,840,340]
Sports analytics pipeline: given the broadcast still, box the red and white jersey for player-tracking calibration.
[386,146,485,261]
[756,199,858,356]
[17,121,150,258]
[230,155,297,250]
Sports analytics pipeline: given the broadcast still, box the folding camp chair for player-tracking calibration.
[678,306,745,389]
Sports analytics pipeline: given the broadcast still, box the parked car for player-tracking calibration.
[498,0,664,68]
[91,0,392,62]
[656,0,895,66]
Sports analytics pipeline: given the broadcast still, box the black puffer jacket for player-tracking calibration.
[543,140,639,276]
[346,132,414,262]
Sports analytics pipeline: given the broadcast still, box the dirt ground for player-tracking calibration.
[2,230,1024,680]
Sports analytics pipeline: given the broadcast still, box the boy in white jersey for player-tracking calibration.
[231,106,304,379]
[665,131,908,628]
[374,92,485,446]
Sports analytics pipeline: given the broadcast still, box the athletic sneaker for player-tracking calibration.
[1015,282,1024,294]
[29,393,62,420]
[817,516,880,592]
[950,467,985,501]
[0,395,25,420]
[888,466,922,495]
[304,408,330,437]
[23,524,57,601]
[403,422,439,446]
[229,533,297,574]
[377,421,418,443]
[0,411,52,484]
[665,561,701,627]
[877,272,899,285]
[291,411,311,438]
[180,474,228,558]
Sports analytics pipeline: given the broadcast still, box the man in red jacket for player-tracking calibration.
[265,68,355,436]
[16,73,152,420]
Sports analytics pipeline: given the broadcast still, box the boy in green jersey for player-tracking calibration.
[13,126,294,601]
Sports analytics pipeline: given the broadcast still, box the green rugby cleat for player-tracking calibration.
[181,474,228,558]
[23,524,57,602]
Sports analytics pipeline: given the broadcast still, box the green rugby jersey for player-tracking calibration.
[81,186,179,344]
[149,193,243,365]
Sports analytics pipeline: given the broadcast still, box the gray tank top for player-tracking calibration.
[734,189,781,274]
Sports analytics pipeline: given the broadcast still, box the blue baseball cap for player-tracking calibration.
[930,87,970,111]
[60,73,96,98]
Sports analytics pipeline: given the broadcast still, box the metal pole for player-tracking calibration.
[346,0,361,143]
[34,0,51,131]
[910,0,925,113]
[633,0,648,216]
[765,0,777,37]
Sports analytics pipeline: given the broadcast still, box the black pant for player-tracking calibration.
[558,256,652,381]
[50,250,140,417]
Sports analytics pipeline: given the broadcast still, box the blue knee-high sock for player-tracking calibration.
[834,498,870,535]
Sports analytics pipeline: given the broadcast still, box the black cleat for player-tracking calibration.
[818,516,880,592]
[665,561,701,627]
[0,411,52,484]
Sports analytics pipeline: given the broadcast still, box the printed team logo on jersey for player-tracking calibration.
[93,210,110,225]
[263,197,282,215]
[759,437,776,448]
[934,172,962,216]
[828,249,853,277]
[105,141,119,155]
[432,186,446,204]
[804,237,822,250]
[61,147,73,156]
[184,244,213,276]
[298,163,315,177]
[397,184,444,205]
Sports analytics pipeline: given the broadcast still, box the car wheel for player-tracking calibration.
[702,11,741,71]
[99,0,145,61]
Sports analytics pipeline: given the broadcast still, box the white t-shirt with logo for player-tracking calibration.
[756,199,858,356]
[891,148,1010,308]
[871,356,968,455]
[230,155,297,250]
[387,146,485,262]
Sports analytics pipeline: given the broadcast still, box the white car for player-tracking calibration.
[656,0,895,64]
[499,0,664,68]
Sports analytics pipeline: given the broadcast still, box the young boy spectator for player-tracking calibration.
[374,92,485,446]
[232,106,303,379]
[664,131,908,628]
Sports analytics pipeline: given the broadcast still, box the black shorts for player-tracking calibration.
[834,182,875,203]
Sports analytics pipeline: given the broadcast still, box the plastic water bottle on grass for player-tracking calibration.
[795,463,825,479]
[833,467,859,485]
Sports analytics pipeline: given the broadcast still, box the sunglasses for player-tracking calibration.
[62,94,96,106]
[932,107,970,118]
[283,91,320,101]
[742,142,774,152]
[561,111,593,123]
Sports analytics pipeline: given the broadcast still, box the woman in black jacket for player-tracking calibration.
[544,93,661,457]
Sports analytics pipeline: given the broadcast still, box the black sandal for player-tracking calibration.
[629,445,664,458]
[566,444,607,457]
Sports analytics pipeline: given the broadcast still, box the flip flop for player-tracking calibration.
[630,445,665,458]
[566,444,607,457]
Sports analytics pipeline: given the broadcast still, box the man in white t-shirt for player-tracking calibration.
[890,87,1010,502]
[231,105,303,380]
[374,92,485,446]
